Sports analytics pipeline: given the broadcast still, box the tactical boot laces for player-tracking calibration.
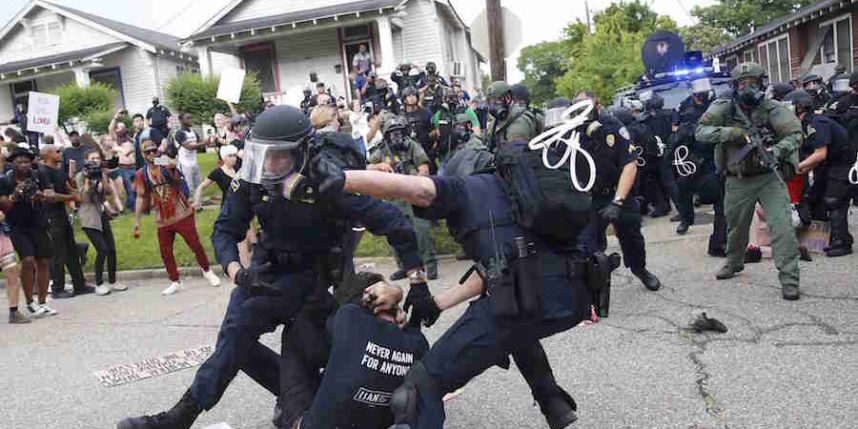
[117,391,201,429]
[782,285,800,301]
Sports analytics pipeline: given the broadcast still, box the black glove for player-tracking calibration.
[310,154,346,197]
[599,200,623,222]
[404,282,441,328]
[233,264,277,295]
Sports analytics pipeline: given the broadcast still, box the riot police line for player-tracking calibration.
[115,61,857,429]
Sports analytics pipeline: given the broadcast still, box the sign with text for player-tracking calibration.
[217,67,246,104]
[94,345,213,387]
[26,91,59,134]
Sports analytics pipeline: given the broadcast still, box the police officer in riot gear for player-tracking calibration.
[790,88,857,257]
[801,74,833,111]
[639,94,678,217]
[577,92,663,292]
[485,81,538,152]
[309,107,597,428]
[442,113,493,178]
[117,105,433,429]
[769,82,795,103]
[420,62,447,114]
[672,78,728,257]
[510,83,544,135]
[403,86,436,173]
[369,116,439,280]
[697,62,803,300]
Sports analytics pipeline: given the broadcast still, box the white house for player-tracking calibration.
[184,0,484,104]
[0,0,199,123]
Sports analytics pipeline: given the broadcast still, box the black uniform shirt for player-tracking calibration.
[806,114,851,165]
[300,304,429,429]
[588,113,636,195]
[0,170,52,228]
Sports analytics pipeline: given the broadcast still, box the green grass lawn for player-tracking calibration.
[75,153,461,271]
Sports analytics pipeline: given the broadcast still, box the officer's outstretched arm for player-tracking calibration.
[433,268,484,311]
[343,170,437,207]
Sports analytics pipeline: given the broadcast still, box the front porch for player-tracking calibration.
[190,10,401,106]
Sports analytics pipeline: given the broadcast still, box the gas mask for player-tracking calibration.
[453,125,470,143]
[737,86,765,107]
[804,82,821,96]
[488,99,508,119]
[387,129,407,152]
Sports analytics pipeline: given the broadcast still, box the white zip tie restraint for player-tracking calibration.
[673,145,697,177]
[849,156,858,185]
[633,145,646,167]
[655,135,666,157]
[527,99,598,192]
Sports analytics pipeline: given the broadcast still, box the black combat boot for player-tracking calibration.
[539,388,578,429]
[117,390,201,429]
[782,285,800,301]
[825,206,853,257]
[631,267,661,291]
[676,222,691,235]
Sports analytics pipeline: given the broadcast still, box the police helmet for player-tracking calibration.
[607,106,635,126]
[801,74,823,85]
[510,83,531,103]
[382,116,408,136]
[644,93,664,111]
[425,62,437,74]
[731,62,765,81]
[486,81,511,99]
[784,89,815,110]
[453,113,472,126]
[770,82,794,100]
[241,105,314,185]
[543,97,572,129]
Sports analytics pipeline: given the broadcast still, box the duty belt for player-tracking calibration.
[539,253,589,280]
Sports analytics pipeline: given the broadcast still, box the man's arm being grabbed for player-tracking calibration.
[344,170,437,207]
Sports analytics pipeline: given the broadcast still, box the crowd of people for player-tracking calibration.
[0,56,856,429]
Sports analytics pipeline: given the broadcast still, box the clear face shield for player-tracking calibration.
[833,78,851,94]
[239,134,305,186]
[691,78,712,96]
[543,107,567,130]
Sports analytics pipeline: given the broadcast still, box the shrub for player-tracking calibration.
[54,82,122,134]
[164,71,263,126]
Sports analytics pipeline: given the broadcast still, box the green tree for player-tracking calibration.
[517,40,569,105]
[692,0,812,38]
[680,23,731,54]
[164,71,262,126]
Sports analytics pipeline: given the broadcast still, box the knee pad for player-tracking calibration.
[391,361,439,426]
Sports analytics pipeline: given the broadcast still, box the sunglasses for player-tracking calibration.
[144,149,158,155]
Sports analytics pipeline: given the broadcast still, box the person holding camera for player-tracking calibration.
[0,147,57,317]
[76,149,125,296]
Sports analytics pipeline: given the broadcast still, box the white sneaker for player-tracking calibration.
[110,282,128,292]
[40,304,59,316]
[202,270,221,287]
[27,302,47,318]
[95,284,112,296]
[162,282,183,296]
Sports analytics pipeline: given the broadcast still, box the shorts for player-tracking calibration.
[10,227,53,260]
[0,234,17,269]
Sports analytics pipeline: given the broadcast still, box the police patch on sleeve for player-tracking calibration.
[619,127,630,141]
[629,144,636,154]
[230,178,241,192]
[606,134,616,147]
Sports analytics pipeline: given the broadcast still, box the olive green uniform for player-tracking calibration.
[486,103,538,149]
[368,138,438,273]
[695,97,802,289]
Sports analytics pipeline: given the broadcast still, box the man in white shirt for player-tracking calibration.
[173,112,208,195]
[352,44,373,76]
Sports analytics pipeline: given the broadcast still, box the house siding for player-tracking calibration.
[400,0,442,70]
[222,0,366,24]
[0,84,14,121]
[273,28,345,97]
[94,47,157,115]
[0,6,122,64]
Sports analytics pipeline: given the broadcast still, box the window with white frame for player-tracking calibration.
[758,35,791,82]
[31,19,61,47]
[815,14,853,72]
[743,49,755,63]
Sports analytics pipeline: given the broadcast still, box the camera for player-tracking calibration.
[82,161,103,180]
[18,178,39,200]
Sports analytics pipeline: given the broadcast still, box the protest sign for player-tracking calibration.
[26,91,59,134]
[217,67,246,104]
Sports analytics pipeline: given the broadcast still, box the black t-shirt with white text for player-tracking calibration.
[301,304,429,429]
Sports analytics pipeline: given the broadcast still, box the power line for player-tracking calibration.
[672,0,695,24]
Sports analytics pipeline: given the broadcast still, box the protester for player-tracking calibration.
[38,144,93,298]
[0,152,27,323]
[77,149,126,296]
[351,44,373,75]
[0,147,56,317]
[62,131,86,177]
[110,109,139,210]
[174,112,208,195]
[133,141,220,295]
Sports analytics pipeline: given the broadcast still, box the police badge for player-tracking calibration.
[606,134,616,147]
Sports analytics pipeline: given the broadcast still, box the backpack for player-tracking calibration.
[141,165,190,199]
[443,138,493,178]
[310,131,367,171]
[494,140,592,244]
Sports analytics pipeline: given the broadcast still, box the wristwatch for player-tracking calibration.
[408,269,427,283]
[612,196,625,205]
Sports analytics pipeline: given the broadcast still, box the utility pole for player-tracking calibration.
[585,0,592,34]
[486,0,506,81]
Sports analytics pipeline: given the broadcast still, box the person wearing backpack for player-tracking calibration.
[307,101,612,429]
[485,81,538,152]
[572,93,663,292]
[441,113,493,179]
[131,140,221,296]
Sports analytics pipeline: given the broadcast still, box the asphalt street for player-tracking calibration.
[1,207,856,429]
